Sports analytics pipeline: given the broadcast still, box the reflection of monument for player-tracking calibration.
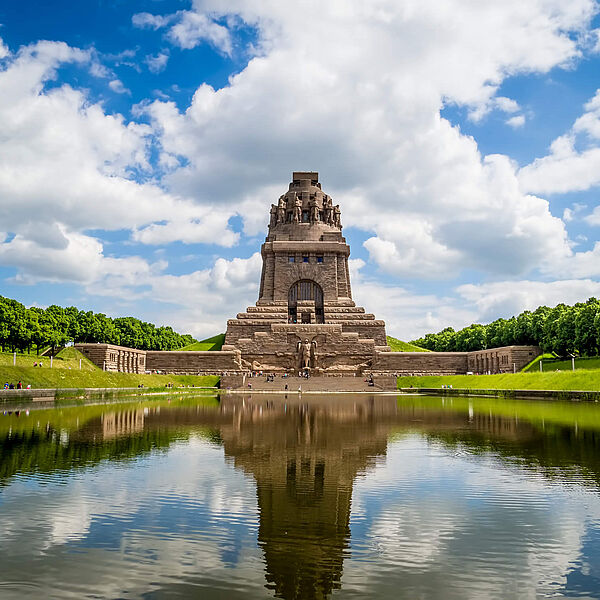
[218,396,395,599]
[101,410,145,439]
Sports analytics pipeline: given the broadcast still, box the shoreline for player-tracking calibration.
[2,384,599,404]
[400,387,600,402]
[0,386,219,404]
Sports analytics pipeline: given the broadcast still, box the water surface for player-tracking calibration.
[1,393,600,599]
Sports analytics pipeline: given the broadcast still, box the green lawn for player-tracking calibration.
[523,354,600,373]
[387,336,430,352]
[0,347,218,390]
[0,346,97,370]
[177,333,225,352]
[397,370,600,391]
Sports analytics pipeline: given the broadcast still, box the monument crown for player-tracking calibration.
[269,171,341,237]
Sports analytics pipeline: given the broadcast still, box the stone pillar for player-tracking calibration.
[344,256,352,300]
[336,255,347,298]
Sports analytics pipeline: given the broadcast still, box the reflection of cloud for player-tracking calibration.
[0,439,262,597]
[369,503,459,567]
[45,493,91,548]
[345,436,594,598]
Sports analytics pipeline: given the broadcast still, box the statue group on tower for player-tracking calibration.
[269,193,342,228]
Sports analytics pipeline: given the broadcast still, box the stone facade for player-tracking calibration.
[466,345,540,374]
[372,345,540,376]
[75,343,243,375]
[76,343,147,374]
[146,350,242,375]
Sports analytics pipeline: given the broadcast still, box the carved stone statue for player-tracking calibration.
[294,197,302,223]
[269,204,278,227]
[277,196,286,224]
[334,204,341,228]
[309,197,319,222]
[323,196,333,225]
[297,338,317,370]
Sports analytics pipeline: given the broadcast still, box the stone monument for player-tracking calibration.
[76,171,541,383]
[223,171,389,375]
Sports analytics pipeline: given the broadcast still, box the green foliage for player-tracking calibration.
[386,336,430,352]
[0,295,196,354]
[410,297,600,358]
[177,333,226,351]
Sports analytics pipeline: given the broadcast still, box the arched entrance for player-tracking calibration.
[288,280,324,324]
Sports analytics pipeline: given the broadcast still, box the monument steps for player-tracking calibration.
[238,375,386,392]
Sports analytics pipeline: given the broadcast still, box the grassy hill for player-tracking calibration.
[387,336,430,352]
[523,354,600,373]
[0,347,218,390]
[177,333,225,352]
[397,370,600,391]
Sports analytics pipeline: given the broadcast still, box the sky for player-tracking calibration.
[1,1,600,341]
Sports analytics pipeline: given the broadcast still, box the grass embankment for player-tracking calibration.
[397,370,600,391]
[523,353,600,373]
[387,336,430,352]
[0,347,218,390]
[177,333,225,351]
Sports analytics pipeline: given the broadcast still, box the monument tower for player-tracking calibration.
[223,172,390,374]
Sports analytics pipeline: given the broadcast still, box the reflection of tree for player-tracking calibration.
[0,402,221,484]
[386,401,600,489]
[218,396,394,599]
[0,425,182,483]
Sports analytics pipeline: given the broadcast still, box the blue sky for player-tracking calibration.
[1,1,600,340]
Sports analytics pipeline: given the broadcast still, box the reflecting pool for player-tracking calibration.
[1,393,600,599]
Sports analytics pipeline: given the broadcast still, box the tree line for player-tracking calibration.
[410,297,600,357]
[0,295,196,354]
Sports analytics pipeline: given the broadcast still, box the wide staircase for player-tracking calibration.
[239,375,391,392]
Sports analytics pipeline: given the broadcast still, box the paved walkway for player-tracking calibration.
[241,375,381,392]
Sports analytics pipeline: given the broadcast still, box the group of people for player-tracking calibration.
[32,361,43,367]
[3,381,30,389]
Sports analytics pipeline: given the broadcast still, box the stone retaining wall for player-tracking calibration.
[145,350,242,375]
[374,351,469,374]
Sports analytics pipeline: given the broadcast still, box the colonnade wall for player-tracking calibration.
[467,346,540,374]
[374,345,541,375]
[75,344,243,375]
[75,343,147,374]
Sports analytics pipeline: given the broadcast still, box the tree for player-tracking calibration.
[454,324,486,351]
[575,298,600,356]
